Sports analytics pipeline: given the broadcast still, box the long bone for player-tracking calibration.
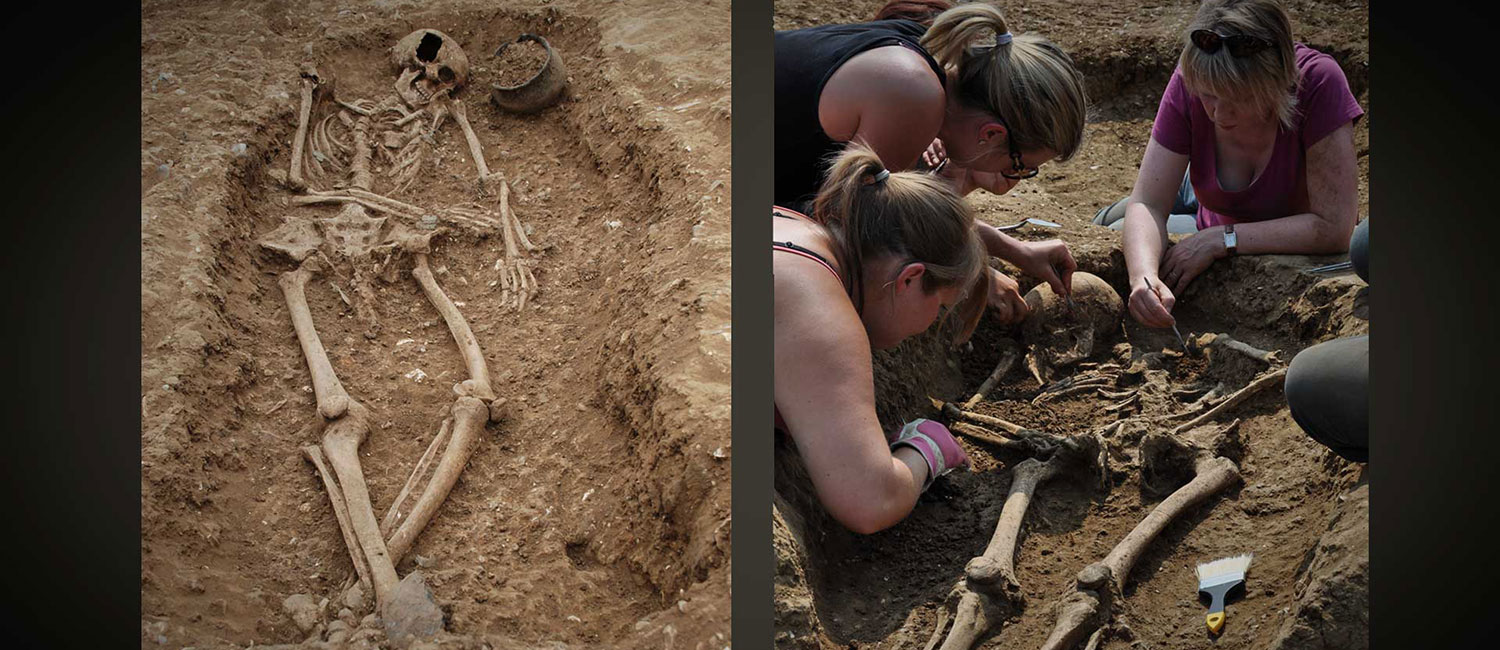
[1171,367,1287,435]
[930,398,1033,437]
[383,252,498,562]
[936,435,1102,650]
[280,262,400,600]
[411,253,497,401]
[1036,436,1241,650]
[964,347,1020,409]
[385,396,490,564]
[290,66,319,190]
[1203,333,1282,365]
[448,98,497,185]
[381,417,452,537]
[279,262,350,420]
[303,444,373,597]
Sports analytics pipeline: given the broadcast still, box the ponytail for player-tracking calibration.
[812,144,989,343]
[921,3,1088,161]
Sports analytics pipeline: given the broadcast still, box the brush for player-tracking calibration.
[1196,553,1253,635]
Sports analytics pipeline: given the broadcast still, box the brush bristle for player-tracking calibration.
[1196,553,1254,580]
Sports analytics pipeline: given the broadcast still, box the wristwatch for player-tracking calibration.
[1222,224,1238,256]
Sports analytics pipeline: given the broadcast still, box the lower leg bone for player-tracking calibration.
[385,396,490,563]
[320,403,401,607]
[381,417,452,537]
[303,444,373,597]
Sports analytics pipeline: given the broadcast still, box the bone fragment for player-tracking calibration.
[1206,333,1282,365]
[320,402,401,608]
[412,254,497,401]
[1171,367,1287,434]
[386,396,490,563]
[279,263,351,420]
[303,444,373,597]
[964,347,1019,409]
[1037,450,1241,650]
[381,417,452,537]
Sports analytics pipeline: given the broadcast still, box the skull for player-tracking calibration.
[390,29,471,107]
[1021,272,1124,383]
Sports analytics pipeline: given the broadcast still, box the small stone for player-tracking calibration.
[282,593,322,633]
[420,214,439,230]
[343,583,366,612]
[338,607,357,627]
[231,143,248,156]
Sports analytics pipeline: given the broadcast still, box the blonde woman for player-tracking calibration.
[774,145,988,533]
[775,2,1085,324]
[1112,0,1363,327]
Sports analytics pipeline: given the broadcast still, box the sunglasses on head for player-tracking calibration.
[1190,29,1272,57]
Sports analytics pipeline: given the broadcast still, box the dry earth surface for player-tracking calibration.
[142,1,731,648]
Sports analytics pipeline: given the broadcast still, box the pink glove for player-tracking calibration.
[890,419,970,490]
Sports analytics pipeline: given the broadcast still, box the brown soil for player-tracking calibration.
[773,2,1369,649]
[493,39,550,88]
[141,1,730,648]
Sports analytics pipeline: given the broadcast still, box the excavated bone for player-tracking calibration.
[385,396,490,563]
[1171,367,1287,434]
[390,29,471,109]
[1023,272,1124,384]
[1037,436,1241,650]
[1202,332,1283,365]
[936,435,1102,650]
[964,345,1020,409]
[303,444,372,597]
[279,262,350,419]
[381,418,452,537]
[411,254,497,401]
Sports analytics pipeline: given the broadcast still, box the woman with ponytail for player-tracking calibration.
[773,145,989,533]
[775,1,1087,324]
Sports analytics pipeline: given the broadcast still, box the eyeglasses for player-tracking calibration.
[1190,29,1272,57]
[991,113,1040,180]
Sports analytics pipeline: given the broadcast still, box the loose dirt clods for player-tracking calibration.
[773,2,1368,649]
[143,1,729,647]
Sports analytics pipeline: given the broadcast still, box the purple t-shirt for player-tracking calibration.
[1151,43,1364,229]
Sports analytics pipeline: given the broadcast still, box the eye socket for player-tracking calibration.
[437,66,456,83]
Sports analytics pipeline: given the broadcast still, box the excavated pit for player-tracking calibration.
[773,2,1367,649]
[142,3,730,648]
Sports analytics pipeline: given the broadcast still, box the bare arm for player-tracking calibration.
[1230,122,1359,255]
[818,46,946,172]
[1157,122,1359,295]
[1122,137,1191,328]
[774,255,928,534]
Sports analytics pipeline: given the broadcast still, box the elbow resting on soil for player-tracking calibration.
[822,464,922,535]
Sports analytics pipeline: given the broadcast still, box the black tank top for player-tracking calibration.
[774,19,946,209]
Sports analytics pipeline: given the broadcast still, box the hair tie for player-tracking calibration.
[995,31,1014,46]
[872,169,891,184]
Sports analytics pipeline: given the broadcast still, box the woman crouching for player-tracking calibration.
[774,144,988,533]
